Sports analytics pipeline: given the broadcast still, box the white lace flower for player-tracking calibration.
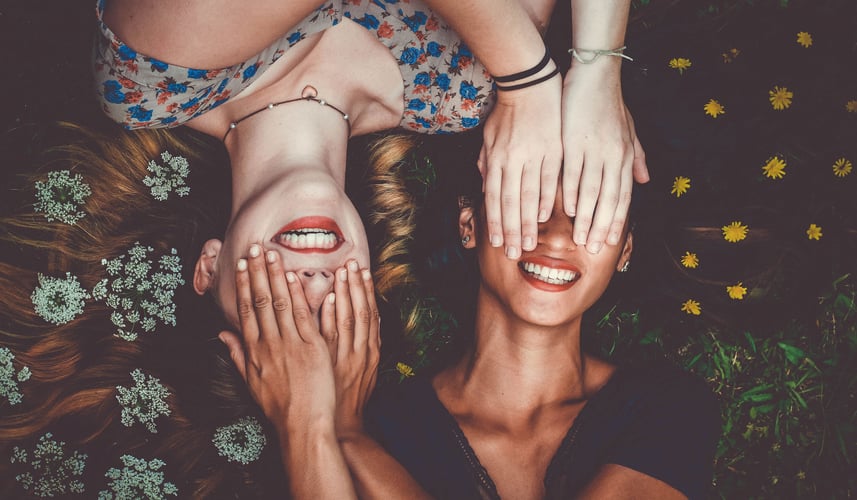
[98,454,178,499]
[96,243,184,341]
[10,432,87,497]
[143,151,190,201]
[115,369,171,434]
[212,416,267,465]
[1,347,31,406]
[33,170,92,224]
[30,272,90,325]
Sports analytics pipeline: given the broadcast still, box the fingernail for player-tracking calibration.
[490,234,501,247]
[538,210,548,222]
[587,241,602,254]
[327,293,335,304]
[286,272,296,283]
[217,332,226,343]
[505,247,519,259]
[266,250,277,263]
[522,236,534,250]
[249,244,261,258]
[607,233,620,245]
[237,259,247,271]
[574,232,587,245]
[347,260,359,272]
[361,269,371,281]
[338,268,347,282]
[567,207,576,217]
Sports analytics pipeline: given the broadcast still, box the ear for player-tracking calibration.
[193,239,222,296]
[617,232,634,271]
[458,198,476,249]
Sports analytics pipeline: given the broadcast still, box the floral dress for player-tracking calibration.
[93,0,495,134]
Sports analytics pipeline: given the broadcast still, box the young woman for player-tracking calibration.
[96,0,649,329]
[222,135,720,498]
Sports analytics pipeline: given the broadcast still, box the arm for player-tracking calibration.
[562,0,649,253]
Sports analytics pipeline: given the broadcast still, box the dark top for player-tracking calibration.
[365,360,721,499]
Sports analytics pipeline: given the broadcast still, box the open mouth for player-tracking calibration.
[273,216,343,253]
[518,259,580,291]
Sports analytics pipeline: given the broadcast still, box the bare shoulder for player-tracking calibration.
[104,0,326,68]
[576,464,687,500]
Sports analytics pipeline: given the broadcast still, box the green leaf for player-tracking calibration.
[778,342,806,365]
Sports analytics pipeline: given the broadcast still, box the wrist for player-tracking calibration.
[564,61,622,88]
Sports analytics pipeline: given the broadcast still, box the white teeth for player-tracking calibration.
[520,262,578,285]
[279,228,338,249]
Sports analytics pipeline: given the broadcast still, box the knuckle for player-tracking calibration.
[237,299,254,319]
[520,188,539,201]
[340,316,356,332]
[253,295,271,309]
[501,194,517,209]
[272,298,290,312]
[292,306,312,323]
[356,308,372,325]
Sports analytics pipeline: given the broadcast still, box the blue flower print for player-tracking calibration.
[187,68,207,79]
[117,44,136,61]
[166,81,188,94]
[242,62,261,82]
[400,47,423,65]
[160,116,178,126]
[461,117,479,129]
[149,58,168,72]
[430,103,437,114]
[103,80,125,104]
[414,72,431,86]
[435,74,451,91]
[458,44,473,58]
[216,78,230,93]
[460,81,478,100]
[450,54,460,70]
[402,11,428,32]
[180,97,200,111]
[426,42,443,57]
[353,14,380,30]
[407,99,426,111]
[128,105,152,122]
[287,31,304,46]
[415,117,432,128]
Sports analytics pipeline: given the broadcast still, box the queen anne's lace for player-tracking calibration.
[98,455,178,499]
[115,369,171,434]
[94,243,184,341]
[0,347,31,406]
[10,432,87,497]
[31,272,90,325]
[212,416,267,465]
[143,151,190,201]
[33,170,92,224]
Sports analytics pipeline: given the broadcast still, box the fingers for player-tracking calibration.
[608,154,634,245]
[235,258,259,345]
[499,162,523,259]
[346,261,371,351]
[520,161,541,252]
[263,250,296,339]
[538,153,561,224]
[334,266,354,361]
[562,151,583,218]
[247,244,280,340]
[587,152,626,252]
[218,330,247,381]
[483,155,504,251]
[320,292,337,364]
[626,107,650,184]
[361,268,381,354]
[284,271,316,344]
[571,156,601,249]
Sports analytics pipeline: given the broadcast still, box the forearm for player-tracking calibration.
[339,431,431,500]
[569,0,631,77]
[423,0,547,76]
[279,420,358,500]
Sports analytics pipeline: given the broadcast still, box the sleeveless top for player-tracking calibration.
[365,360,721,499]
[93,0,496,134]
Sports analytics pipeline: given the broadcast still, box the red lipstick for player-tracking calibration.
[273,216,344,254]
[518,256,581,292]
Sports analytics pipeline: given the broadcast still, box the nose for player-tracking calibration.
[296,269,335,318]
[537,187,577,252]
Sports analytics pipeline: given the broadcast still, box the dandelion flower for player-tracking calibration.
[31,272,90,325]
[681,299,702,316]
[722,221,749,243]
[670,176,691,197]
[796,32,813,48]
[762,156,787,179]
[213,416,267,465]
[680,251,699,269]
[726,282,748,300]
[397,362,415,378]
[99,455,177,499]
[704,99,725,118]
[722,48,741,63]
[832,158,852,177]
[847,100,857,113]
[769,86,793,110]
[33,170,92,225]
[668,57,692,74]
[806,224,822,241]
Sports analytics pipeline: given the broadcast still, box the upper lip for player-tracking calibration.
[273,216,344,254]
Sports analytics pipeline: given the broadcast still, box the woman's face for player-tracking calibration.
[464,190,632,327]
[197,169,370,328]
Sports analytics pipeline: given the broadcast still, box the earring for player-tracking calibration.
[619,260,630,273]
[461,235,471,246]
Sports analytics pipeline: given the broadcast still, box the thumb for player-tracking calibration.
[218,330,248,381]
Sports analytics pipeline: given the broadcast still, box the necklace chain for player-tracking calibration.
[222,85,351,141]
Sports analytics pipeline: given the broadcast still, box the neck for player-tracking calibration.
[224,100,349,210]
[448,290,589,412]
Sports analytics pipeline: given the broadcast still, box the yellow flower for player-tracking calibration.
[722,221,749,243]
[769,86,793,110]
[668,57,692,74]
[681,251,699,269]
[762,156,787,179]
[681,299,702,316]
[722,48,741,63]
[704,99,726,118]
[832,157,852,177]
[671,176,691,197]
[726,282,748,300]
[847,100,857,113]
[806,223,822,241]
[396,362,415,378]
[796,31,813,48]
